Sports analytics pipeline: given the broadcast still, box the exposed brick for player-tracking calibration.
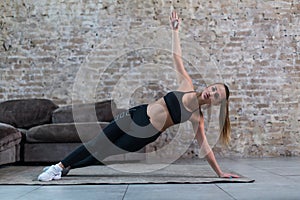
[0,0,299,158]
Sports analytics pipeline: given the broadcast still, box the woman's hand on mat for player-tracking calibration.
[170,10,180,31]
[219,172,240,179]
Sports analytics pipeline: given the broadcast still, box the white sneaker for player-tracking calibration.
[42,166,49,172]
[43,166,70,177]
[42,166,61,180]
[38,164,62,181]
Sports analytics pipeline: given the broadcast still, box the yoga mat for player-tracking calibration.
[0,163,254,185]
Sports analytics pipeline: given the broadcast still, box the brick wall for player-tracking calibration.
[0,0,299,158]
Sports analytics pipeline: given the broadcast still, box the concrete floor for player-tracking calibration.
[1,157,300,200]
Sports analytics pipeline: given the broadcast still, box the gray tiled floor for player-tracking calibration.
[1,157,300,200]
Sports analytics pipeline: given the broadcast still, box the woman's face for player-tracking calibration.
[201,84,226,105]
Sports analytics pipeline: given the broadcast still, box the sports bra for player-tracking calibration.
[163,91,199,124]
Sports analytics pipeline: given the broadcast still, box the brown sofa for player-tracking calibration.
[0,98,144,165]
[0,123,22,165]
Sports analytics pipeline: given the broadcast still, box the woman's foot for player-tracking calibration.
[38,164,63,181]
[42,166,70,177]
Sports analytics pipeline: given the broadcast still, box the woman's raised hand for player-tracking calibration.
[170,10,180,31]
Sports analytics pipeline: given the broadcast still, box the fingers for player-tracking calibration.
[171,10,178,20]
[229,173,240,178]
[230,174,240,178]
[221,173,240,178]
[170,10,180,30]
[172,10,177,19]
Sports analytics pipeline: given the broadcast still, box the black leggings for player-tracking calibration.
[61,104,161,168]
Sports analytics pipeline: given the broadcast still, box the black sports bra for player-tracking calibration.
[163,91,199,124]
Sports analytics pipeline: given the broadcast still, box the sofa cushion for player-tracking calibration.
[26,122,109,143]
[0,99,58,129]
[0,123,22,151]
[52,100,117,123]
[0,145,21,165]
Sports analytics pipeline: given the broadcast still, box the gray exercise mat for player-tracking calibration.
[0,163,254,185]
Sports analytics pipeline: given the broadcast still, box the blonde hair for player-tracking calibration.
[219,84,231,145]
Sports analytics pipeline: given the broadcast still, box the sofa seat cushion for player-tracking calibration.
[52,100,118,124]
[0,123,22,151]
[26,122,109,143]
[0,99,58,129]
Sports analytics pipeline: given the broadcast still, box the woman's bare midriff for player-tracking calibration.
[147,98,174,132]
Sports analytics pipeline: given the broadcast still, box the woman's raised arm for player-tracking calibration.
[170,11,193,91]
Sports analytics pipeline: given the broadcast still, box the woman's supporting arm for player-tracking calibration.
[192,117,222,176]
[192,116,240,178]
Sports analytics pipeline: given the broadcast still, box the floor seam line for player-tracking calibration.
[121,184,129,200]
[15,186,42,200]
[215,184,237,200]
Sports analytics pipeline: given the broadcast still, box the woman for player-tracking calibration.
[38,11,239,181]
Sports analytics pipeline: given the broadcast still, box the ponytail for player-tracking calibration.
[219,100,231,145]
[219,84,231,145]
